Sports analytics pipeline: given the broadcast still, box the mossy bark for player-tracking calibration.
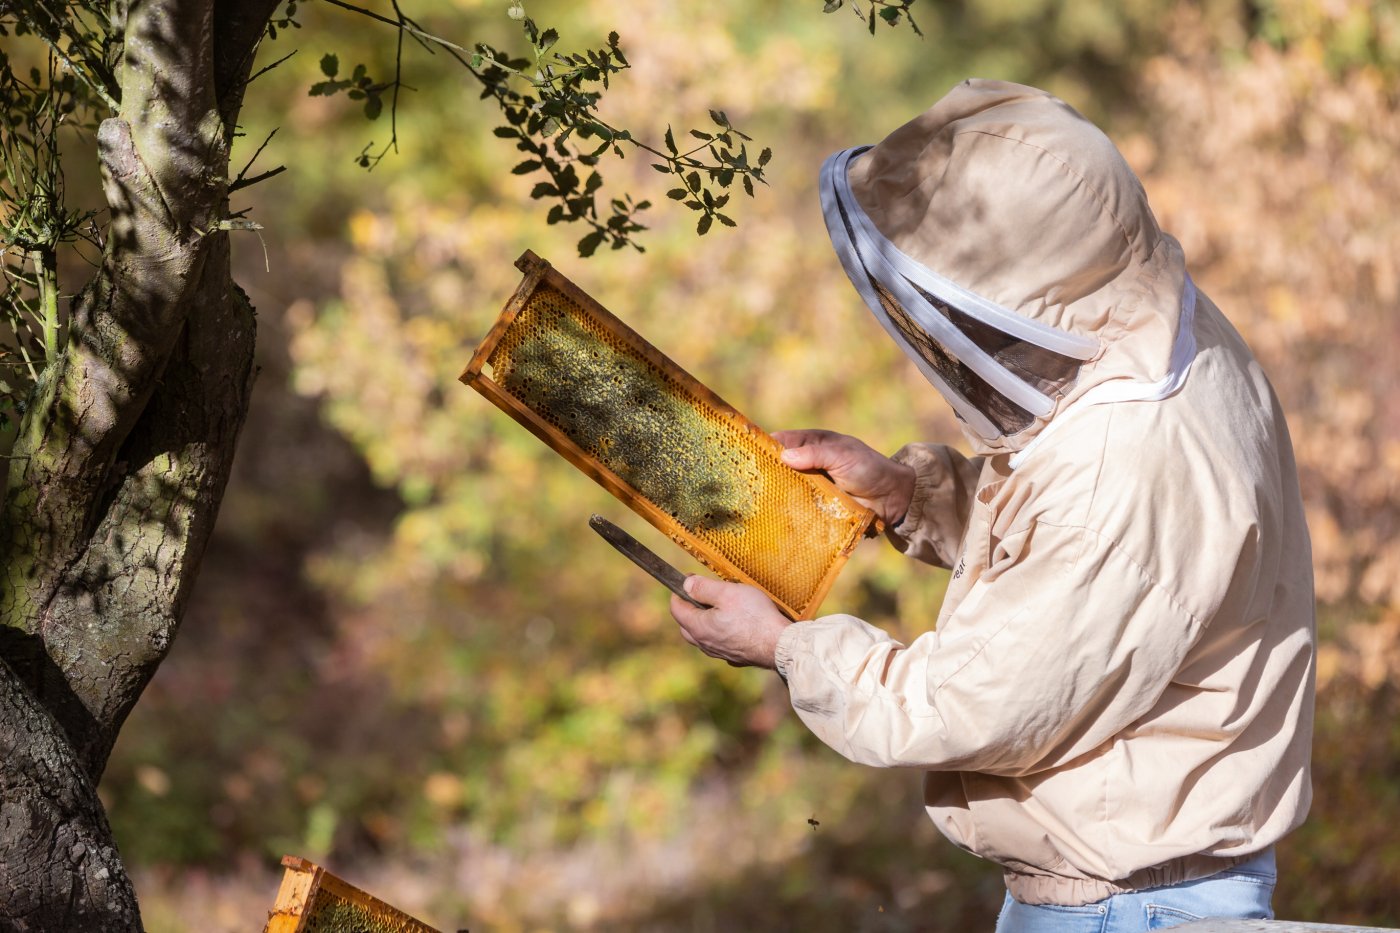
[0,1,279,929]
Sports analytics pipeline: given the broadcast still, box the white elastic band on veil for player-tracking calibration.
[827,148,1101,362]
[820,145,1198,458]
[823,152,1057,418]
[820,148,1105,439]
[1007,276,1198,469]
[820,154,1002,438]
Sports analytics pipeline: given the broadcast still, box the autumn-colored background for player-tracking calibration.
[84,0,1399,929]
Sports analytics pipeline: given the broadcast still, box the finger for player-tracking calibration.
[771,428,828,449]
[779,443,834,473]
[670,593,706,628]
[674,620,719,658]
[676,623,702,649]
[683,574,735,607]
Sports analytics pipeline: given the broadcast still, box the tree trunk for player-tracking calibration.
[0,659,141,933]
[0,1,279,928]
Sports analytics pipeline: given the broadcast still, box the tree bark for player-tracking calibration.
[0,0,278,928]
[0,659,141,932]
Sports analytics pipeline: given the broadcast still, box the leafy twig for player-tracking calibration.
[314,1,772,255]
[821,0,923,37]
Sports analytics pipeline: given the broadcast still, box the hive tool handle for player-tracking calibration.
[588,515,708,609]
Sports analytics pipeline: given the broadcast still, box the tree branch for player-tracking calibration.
[37,233,257,778]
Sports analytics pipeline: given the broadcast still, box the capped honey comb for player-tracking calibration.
[263,856,440,933]
[460,251,876,620]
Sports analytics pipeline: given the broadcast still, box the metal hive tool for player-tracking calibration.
[263,856,441,933]
[460,251,877,620]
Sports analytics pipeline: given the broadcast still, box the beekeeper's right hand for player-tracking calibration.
[773,429,914,527]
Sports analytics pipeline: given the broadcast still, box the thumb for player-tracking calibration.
[683,574,724,606]
[780,445,823,472]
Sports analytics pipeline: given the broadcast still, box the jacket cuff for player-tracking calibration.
[774,621,808,684]
[887,443,943,548]
[883,443,981,569]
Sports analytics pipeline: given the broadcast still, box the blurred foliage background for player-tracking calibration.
[76,0,1400,929]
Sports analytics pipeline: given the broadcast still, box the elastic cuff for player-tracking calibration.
[774,622,805,684]
[888,443,943,544]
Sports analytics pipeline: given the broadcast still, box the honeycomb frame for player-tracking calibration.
[263,855,441,933]
[460,251,877,620]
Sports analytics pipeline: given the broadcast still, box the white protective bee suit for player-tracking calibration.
[775,79,1316,906]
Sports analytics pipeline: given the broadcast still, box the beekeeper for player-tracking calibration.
[669,79,1315,929]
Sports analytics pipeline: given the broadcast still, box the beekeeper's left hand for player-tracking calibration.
[669,575,790,669]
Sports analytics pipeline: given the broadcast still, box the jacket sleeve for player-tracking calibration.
[774,521,1207,776]
[885,443,983,569]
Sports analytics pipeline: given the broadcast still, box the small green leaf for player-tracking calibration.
[319,53,338,77]
[880,6,900,23]
[578,229,605,257]
[470,52,484,69]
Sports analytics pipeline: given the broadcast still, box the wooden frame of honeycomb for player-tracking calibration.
[263,856,441,933]
[460,251,877,620]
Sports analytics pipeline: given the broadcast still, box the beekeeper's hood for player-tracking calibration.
[821,79,1195,462]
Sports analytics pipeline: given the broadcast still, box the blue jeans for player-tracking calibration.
[995,849,1276,933]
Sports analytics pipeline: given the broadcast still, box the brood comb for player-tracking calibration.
[460,251,876,620]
